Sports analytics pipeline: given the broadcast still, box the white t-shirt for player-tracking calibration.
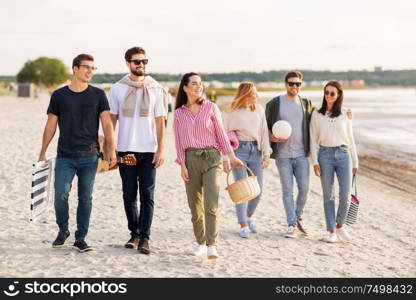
[108,82,166,152]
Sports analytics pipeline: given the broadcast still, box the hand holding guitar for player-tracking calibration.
[97,136,137,173]
[104,149,117,168]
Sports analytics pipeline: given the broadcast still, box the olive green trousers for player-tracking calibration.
[185,147,223,246]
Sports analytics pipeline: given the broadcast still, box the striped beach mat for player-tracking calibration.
[30,159,54,222]
[345,174,359,226]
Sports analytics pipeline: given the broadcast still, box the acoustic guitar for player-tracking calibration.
[96,136,137,173]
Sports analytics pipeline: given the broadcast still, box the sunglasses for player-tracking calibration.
[79,65,98,71]
[287,82,302,87]
[129,59,148,65]
[325,91,337,97]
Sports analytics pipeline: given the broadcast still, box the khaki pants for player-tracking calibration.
[185,147,223,246]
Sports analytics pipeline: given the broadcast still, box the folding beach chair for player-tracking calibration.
[30,159,54,222]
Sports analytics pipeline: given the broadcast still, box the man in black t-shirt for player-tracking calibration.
[38,54,116,253]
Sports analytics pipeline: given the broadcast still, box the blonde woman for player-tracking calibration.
[223,82,271,238]
[173,72,244,259]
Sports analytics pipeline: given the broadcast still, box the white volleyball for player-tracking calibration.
[272,120,292,139]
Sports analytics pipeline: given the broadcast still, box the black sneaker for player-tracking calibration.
[73,239,93,253]
[52,231,70,248]
[138,240,150,255]
[125,236,139,249]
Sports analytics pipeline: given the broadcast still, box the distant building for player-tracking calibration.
[257,82,280,88]
[305,80,326,87]
[222,82,240,88]
[348,80,366,88]
[207,80,223,88]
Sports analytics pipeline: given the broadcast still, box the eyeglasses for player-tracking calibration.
[129,59,148,65]
[325,91,337,97]
[79,65,98,71]
[287,82,302,87]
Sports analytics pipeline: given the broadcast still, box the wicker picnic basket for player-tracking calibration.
[225,166,261,204]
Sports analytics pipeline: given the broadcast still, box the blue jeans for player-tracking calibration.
[276,156,309,226]
[118,152,156,241]
[318,146,351,232]
[232,141,263,224]
[54,156,98,240]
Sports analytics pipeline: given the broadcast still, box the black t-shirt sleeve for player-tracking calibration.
[47,91,59,116]
[98,90,110,113]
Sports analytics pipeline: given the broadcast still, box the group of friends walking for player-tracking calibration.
[38,47,358,259]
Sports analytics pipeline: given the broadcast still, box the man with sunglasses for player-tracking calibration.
[265,71,313,238]
[108,47,167,255]
[266,72,352,239]
[39,54,116,252]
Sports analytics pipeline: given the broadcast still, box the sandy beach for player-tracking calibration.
[0,94,415,278]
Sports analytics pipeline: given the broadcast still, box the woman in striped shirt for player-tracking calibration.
[173,72,244,259]
[223,82,272,239]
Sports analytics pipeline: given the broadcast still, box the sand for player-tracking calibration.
[0,94,415,278]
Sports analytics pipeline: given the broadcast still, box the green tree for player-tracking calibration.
[16,57,69,87]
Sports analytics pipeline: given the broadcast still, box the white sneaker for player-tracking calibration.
[247,219,257,233]
[193,244,207,256]
[325,233,337,243]
[239,226,250,238]
[284,225,296,238]
[296,218,308,235]
[336,227,352,241]
[207,246,219,259]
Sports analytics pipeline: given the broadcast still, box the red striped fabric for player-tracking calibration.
[173,100,233,164]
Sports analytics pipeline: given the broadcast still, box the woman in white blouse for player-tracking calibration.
[310,81,358,243]
[223,82,272,238]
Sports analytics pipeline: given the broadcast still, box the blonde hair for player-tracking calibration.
[227,82,256,112]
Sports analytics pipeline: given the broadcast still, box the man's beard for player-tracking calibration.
[287,90,298,97]
[131,69,145,76]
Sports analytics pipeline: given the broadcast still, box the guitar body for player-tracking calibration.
[96,136,137,173]
[96,156,117,173]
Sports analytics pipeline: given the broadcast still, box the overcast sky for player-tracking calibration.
[1,0,414,75]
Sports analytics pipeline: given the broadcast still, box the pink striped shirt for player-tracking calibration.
[173,100,233,164]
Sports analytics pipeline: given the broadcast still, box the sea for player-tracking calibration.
[245,88,416,166]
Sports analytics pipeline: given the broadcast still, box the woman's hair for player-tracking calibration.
[227,82,256,112]
[318,80,344,118]
[175,72,203,110]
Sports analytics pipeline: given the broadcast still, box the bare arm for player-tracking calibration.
[110,113,118,131]
[226,151,244,168]
[347,109,353,120]
[38,113,58,161]
[180,162,190,181]
[100,111,116,167]
[270,133,287,143]
[153,116,165,168]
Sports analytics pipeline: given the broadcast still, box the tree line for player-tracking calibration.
[32,70,416,87]
[3,56,416,87]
